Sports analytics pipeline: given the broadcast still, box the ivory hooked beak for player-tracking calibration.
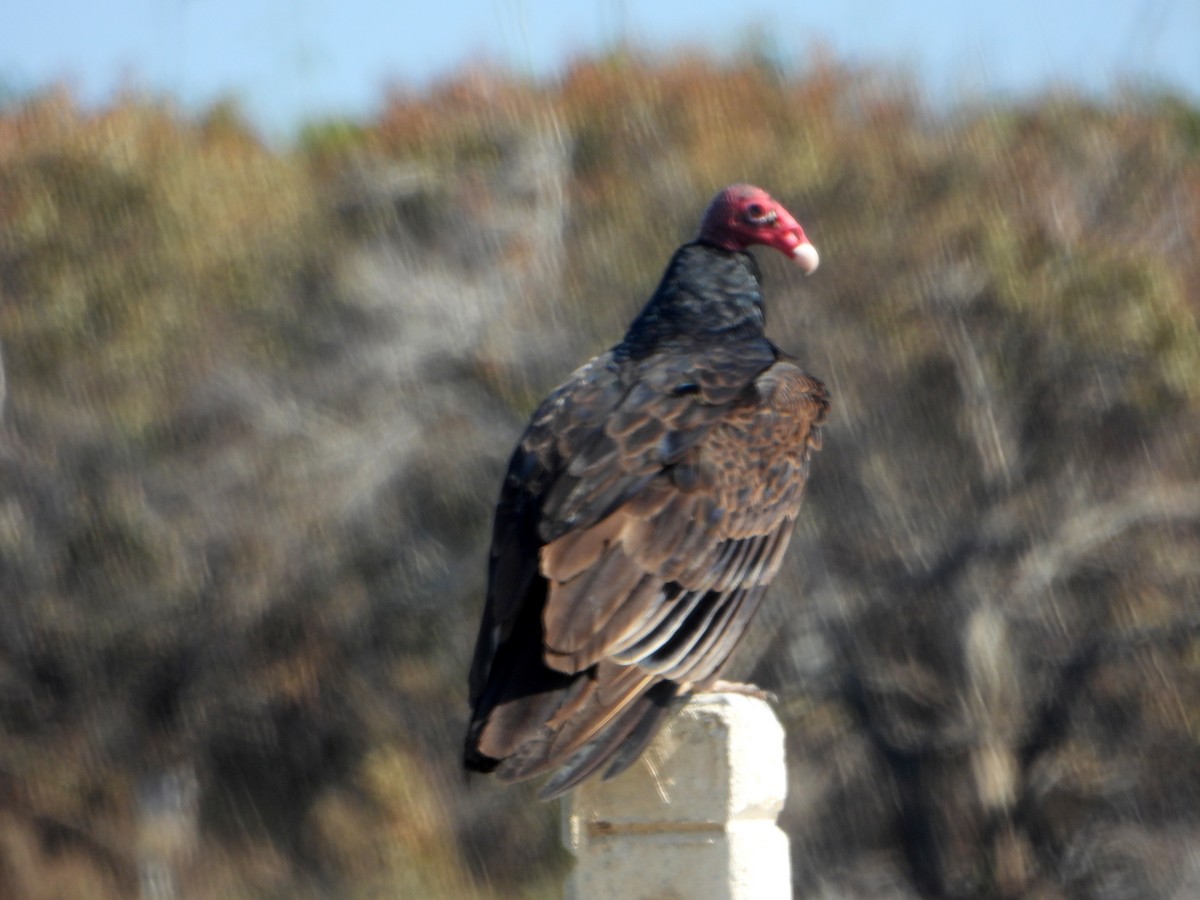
[792,241,819,275]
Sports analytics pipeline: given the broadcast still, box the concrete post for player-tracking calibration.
[135,766,199,900]
[563,692,791,900]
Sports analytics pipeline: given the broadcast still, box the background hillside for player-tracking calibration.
[1,56,1199,898]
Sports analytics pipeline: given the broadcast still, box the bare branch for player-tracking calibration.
[1012,482,1200,606]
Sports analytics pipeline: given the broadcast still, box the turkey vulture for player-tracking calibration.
[465,184,828,798]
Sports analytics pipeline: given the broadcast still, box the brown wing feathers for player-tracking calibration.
[465,352,827,797]
[465,187,825,796]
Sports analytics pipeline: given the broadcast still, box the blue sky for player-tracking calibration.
[4,1,1199,138]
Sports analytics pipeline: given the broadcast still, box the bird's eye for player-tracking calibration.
[746,204,777,226]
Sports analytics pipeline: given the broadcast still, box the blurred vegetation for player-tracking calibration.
[0,55,1198,898]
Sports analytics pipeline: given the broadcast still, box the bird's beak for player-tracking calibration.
[791,241,819,275]
[771,205,819,274]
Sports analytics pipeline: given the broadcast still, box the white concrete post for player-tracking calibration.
[135,765,199,900]
[563,693,791,900]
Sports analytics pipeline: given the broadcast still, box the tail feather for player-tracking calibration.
[600,682,682,780]
[492,663,656,784]
[536,680,680,799]
[466,559,684,795]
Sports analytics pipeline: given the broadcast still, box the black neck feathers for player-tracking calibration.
[618,242,767,360]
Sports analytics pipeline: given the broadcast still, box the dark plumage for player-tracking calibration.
[465,184,829,798]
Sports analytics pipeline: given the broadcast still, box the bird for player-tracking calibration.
[464,183,828,799]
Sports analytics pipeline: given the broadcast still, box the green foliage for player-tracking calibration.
[0,94,330,438]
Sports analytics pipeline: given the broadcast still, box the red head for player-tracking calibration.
[696,184,819,274]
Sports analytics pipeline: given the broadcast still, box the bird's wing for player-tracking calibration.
[469,339,779,703]
[468,352,626,706]
[467,345,826,796]
[539,359,827,680]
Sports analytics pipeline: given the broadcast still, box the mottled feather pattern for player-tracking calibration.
[465,193,827,797]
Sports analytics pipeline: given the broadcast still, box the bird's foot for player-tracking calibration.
[697,679,776,703]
